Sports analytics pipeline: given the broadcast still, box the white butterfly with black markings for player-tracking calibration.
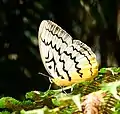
[38,20,98,87]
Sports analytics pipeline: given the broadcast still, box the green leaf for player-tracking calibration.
[99,68,107,74]
[101,81,120,100]
[72,94,81,111]
[52,98,61,106]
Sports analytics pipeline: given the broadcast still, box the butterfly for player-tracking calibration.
[38,20,98,87]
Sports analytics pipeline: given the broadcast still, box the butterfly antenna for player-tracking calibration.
[38,72,53,78]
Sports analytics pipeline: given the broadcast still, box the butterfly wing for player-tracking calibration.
[38,20,72,78]
[38,20,98,86]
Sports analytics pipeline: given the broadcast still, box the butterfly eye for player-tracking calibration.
[48,65,52,69]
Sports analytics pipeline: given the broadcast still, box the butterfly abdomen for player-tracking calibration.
[38,20,98,86]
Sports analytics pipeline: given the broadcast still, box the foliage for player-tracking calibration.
[0,67,119,113]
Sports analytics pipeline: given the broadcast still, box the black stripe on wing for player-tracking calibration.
[71,46,93,76]
[45,54,64,79]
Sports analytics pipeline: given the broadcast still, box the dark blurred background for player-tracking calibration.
[0,0,118,99]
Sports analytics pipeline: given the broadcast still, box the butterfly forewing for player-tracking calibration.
[38,20,98,86]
